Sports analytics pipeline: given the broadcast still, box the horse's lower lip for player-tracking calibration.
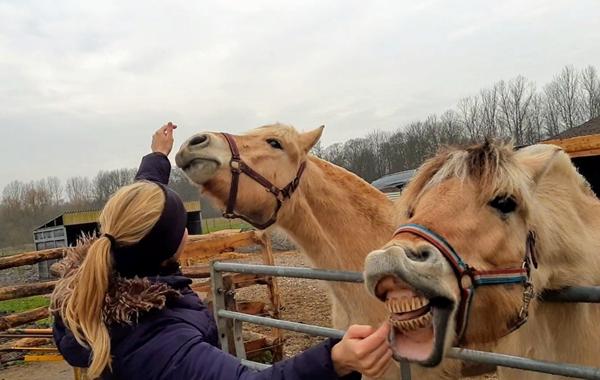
[182,157,219,171]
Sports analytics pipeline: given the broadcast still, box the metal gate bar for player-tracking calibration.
[212,262,600,303]
[211,262,600,379]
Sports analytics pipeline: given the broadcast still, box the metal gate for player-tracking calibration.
[210,261,600,379]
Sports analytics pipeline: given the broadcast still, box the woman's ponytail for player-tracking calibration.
[54,181,165,379]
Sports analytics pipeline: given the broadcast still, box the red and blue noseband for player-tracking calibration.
[393,223,536,341]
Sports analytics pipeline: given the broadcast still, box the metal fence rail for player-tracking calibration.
[211,262,600,379]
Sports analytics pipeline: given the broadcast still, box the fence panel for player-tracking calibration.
[211,262,600,380]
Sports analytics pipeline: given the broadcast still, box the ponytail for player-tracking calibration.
[61,236,113,377]
[53,181,165,379]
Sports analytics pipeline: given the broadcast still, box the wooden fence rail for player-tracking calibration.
[0,247,66,270]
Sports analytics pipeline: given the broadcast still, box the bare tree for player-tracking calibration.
[547,65,584,131]
[65,176,94,207]
[46,177,63,206]
[581,65,600,120]
[498,76,536,145]
[93,168,137,204]
[479,84,500,137]
[458,96,482,141]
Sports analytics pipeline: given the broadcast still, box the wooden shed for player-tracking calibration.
[544,116,600,196]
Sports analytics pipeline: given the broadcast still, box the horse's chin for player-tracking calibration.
[181,159,220,186]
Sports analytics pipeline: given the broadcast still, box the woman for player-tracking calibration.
[51,124,393,380]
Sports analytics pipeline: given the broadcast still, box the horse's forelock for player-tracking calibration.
[408,140,532,209]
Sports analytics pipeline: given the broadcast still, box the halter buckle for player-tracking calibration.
[230,160,241,173]
[223,212,236,219]
[518,282,535,321]
[460,272,474,290]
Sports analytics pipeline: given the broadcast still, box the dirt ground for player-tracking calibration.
[0,250,496,379]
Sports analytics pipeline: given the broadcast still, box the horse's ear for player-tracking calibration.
[514,143,563,184]
[299,125,324,153]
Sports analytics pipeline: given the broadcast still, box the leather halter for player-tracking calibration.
[220,133,306,230]
[393,223,537,342]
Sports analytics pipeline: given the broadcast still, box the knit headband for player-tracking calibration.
[106,183,187,278]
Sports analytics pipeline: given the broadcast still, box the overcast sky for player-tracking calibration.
[1,0,599,189]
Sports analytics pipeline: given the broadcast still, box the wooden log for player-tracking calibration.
[0,248,65,270]
[6,328,52,335]
[1,337,51,350]
[181,231,258,262]
[236,301,266,316]
[182,265,211,278]
[0,307,50,331]
[182,252,250,266]
[24,354,64,362]
[0,281,57,301]
[244,337,268,354]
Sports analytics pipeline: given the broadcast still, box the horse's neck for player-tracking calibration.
[534,170,600,288]
[276,156,395,272]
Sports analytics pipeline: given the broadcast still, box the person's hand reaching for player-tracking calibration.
[331,323,393,379]
[152,122,177,156]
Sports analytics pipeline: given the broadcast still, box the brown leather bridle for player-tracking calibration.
[220,133,306,230]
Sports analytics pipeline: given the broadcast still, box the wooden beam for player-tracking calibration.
[0,307,50,331]
[1,337,51,350]
[544,134,600,155]
[569,148,600,158]
[181,231,258,262]
[24,354,64,362]
[236,301,266,316]
[0,248,65,270]
[0,281,57,301]
[6,328,52,335]
[181,265,211,278]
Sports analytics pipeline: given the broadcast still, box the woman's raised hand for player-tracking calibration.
[152,122,177,156]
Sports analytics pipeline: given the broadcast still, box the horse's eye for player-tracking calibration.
[266,139,283,150]
[489,196,518,214]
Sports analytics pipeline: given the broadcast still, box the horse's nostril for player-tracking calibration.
[405,247,431,262]
[189,134,209,146]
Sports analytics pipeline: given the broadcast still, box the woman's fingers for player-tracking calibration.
[151,122,177,156]
[365,348,393,378]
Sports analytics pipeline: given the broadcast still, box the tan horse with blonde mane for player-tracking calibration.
[364,141,600,379]
[175,124,403,378]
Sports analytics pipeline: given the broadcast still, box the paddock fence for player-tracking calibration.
[210,261,600,380]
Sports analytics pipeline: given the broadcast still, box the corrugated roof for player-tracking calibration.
[371,169,416,192]
[549,116,600,139]
[35,201,201,231]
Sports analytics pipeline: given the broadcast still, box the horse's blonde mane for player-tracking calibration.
[403,141,534,214]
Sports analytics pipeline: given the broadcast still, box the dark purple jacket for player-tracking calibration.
[53,153,360,380]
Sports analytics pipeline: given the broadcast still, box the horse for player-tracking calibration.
[364,141,600,379]
[175,123,407,378]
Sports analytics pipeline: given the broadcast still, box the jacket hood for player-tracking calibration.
[50,235,183,326]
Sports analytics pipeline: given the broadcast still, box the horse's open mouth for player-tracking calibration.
[375,276,454,366]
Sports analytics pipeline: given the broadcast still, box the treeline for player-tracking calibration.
[313,65,600,182]
[0,168,220,248]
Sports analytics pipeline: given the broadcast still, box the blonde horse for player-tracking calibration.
[364,141,600,379]
[175,124,400,378]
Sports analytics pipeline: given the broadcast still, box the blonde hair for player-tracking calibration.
[57,181,165,378]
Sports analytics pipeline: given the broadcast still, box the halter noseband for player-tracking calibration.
[393,223,537,342]
[221,132,306,230]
